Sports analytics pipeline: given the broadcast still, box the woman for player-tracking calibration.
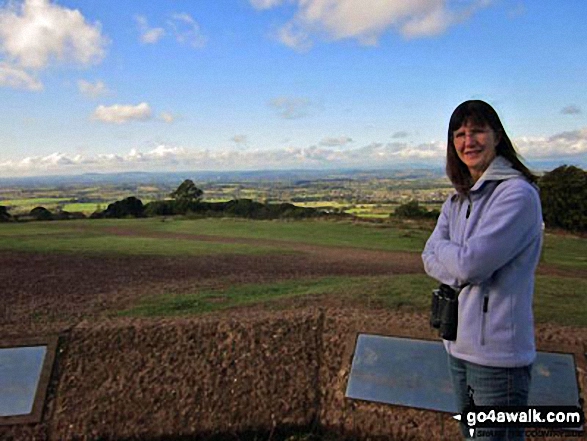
[422,100,543,440]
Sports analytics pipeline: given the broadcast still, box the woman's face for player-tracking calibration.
[453,121,499,182]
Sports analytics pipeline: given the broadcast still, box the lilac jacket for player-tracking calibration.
[422,156,543,367]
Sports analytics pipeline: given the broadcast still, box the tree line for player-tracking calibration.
[1,167,585,232]
[0,179,325,222]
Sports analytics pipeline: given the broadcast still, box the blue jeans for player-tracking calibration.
[448,354,532,441]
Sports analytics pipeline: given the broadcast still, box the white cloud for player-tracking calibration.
[277,21,313,51]
[92,102,152,124]
[232,134,248,144]
[392,131,409,138]
[0,0,108,69]
[159,112,176,123]
[515,128,587,158]
[142,28,166,44]
[561,105,581,115]
[135,15,165,44]
[4,151,83,173]
[168,13,207,48]
[319,136,353,147]
[78,79,108,98]
[250,0,286,10]
[0,142,445,176]
[253,0,492,48]
[0,61,42,90]
[125,145,185,163]
[133,12,207,49]
[356,141,445,160]
[269,96,313,119]
[3,127,586,177]
[400,4,453,39]
[548,129,587,143]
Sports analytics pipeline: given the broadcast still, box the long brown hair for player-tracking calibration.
[446,100,537,195]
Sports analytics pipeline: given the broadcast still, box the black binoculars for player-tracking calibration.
[430,284,458,341]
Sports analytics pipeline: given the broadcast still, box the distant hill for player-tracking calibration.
[0,167,447,188]
[0,159,578,188]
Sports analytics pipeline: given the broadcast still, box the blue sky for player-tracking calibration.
[0,0,586,177]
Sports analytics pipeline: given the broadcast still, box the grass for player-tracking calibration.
[96,217,432,253]
[62,202,106,213]
[118,275,433,318]
[532,275,587,326]
[119,277,356,316]
[0,235,284,256]
[0,197,76,215]
[0,222,83,236]
[0,221,283,256]
[0,197,72,206]
[119,274,587,327]
[78,218,587,271]
[541,233,587,268]
[1,218,585,271]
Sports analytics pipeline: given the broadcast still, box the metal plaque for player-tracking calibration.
[0,336,58,425]
[346,334,581,413]
[0,346,47,416]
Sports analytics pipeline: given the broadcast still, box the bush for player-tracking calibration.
[539,165,587,232]
[144,200,176,217]
[143,198,322,220]
[30,206,53,221]
[393,200,438,220]
[0,206,12,222]
[100,197,145,218]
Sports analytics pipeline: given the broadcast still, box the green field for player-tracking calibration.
[0,197,72,205]
[1,217,585,270]
[119,273,587,327]
[0,218,425,252]
[1,217,585,326]
[62,202,108,213]
[542,233,587,268]
[0,197,110,215]
[102,217,432,252]
[0,220,282,256]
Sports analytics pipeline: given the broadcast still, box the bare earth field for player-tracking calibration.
[1,226,586,440]
[0,244,423,337]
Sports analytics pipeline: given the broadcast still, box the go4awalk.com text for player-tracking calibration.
[453,405,584,438]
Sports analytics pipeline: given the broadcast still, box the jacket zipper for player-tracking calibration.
[481,296,488,346]
[459,196,472,246]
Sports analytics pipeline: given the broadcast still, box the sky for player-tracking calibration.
[0,0,586,177]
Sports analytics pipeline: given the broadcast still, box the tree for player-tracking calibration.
[393,200,438,220]
[144,200,175,217]
[170,179,203,203]
[103,197,145,218]
[539,165,587,232]
[30,206,53,221]
[0,206,12,222]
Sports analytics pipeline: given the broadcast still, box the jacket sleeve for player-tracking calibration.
[422,198,461,287]
[433,182,542,285]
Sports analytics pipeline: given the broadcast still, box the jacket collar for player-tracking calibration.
[470,156,521,193]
